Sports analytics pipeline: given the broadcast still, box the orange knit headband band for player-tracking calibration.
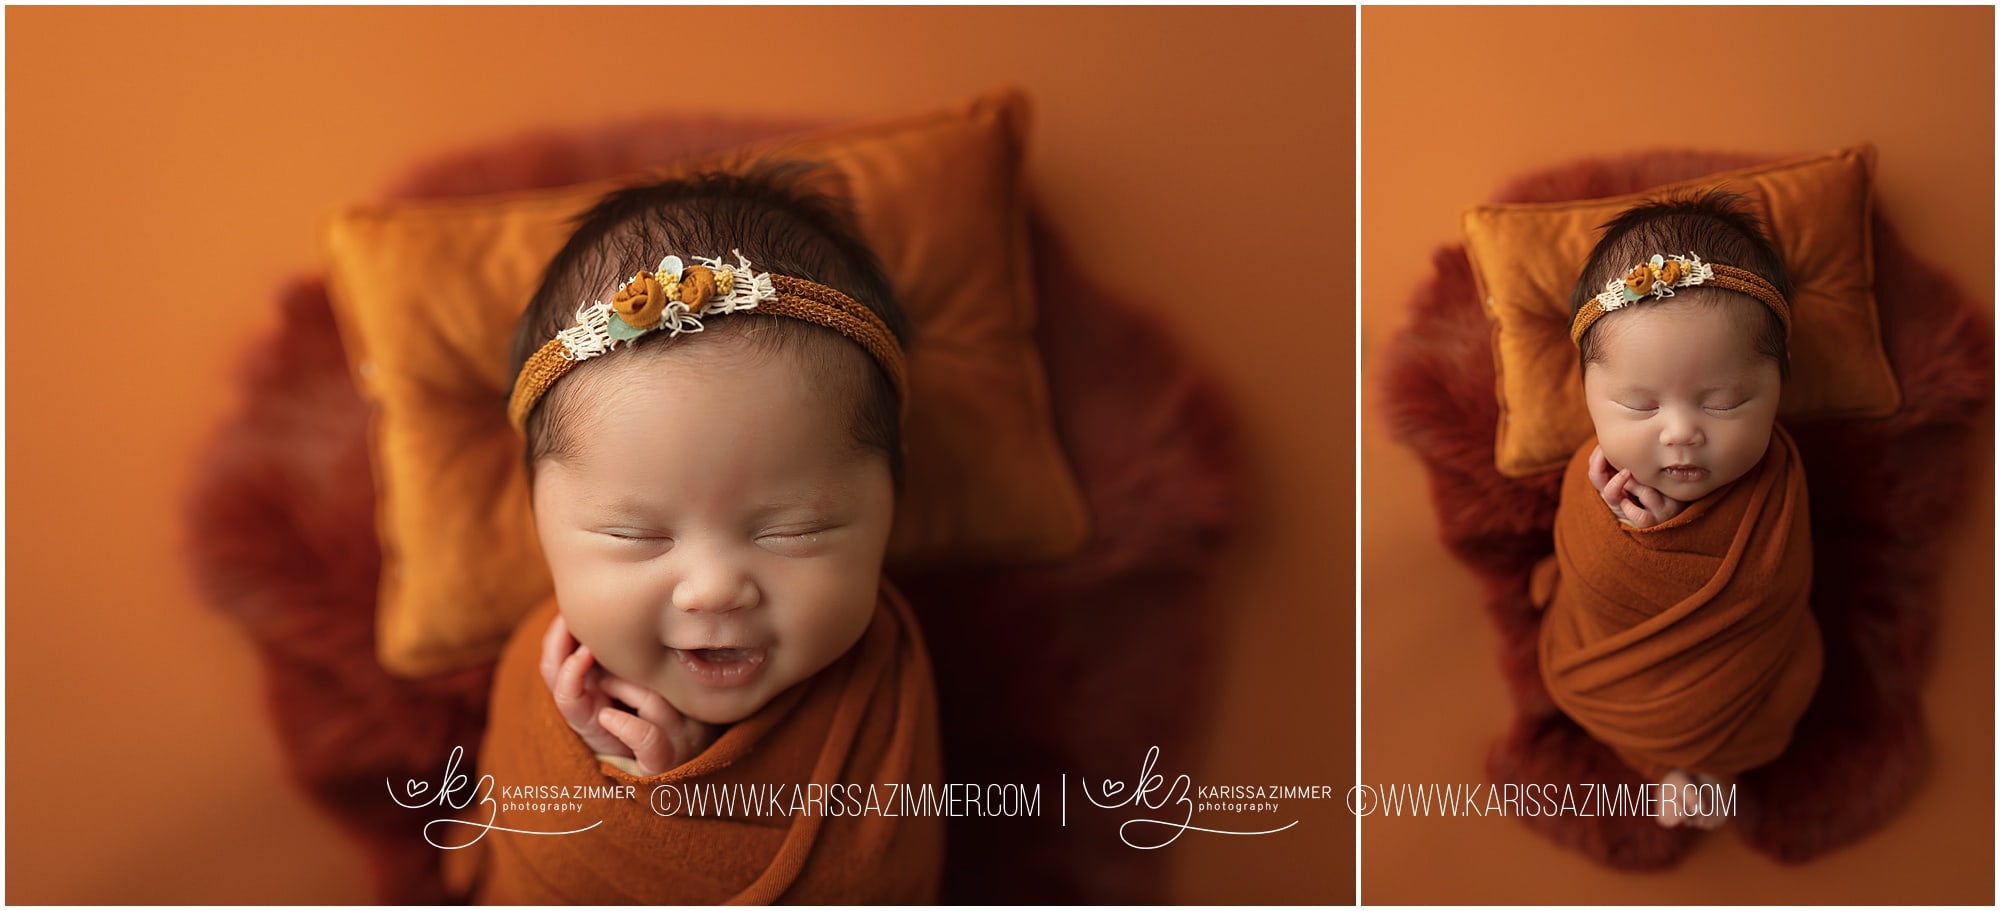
[507,251,908,432]
[1570,252,1793,348]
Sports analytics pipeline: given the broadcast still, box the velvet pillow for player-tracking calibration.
[1461,144,1899,477]
[323,91,1091,677]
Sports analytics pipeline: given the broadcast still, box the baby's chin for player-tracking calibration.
[654,678,771,726]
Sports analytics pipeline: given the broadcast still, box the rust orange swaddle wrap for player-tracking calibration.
[444,585,944,903]
[1535,425,1823,781]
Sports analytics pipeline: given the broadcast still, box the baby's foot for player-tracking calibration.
[1657,769,1729,830]
[1656,769,1694,828]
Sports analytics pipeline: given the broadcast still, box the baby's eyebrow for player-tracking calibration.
[580,496,661,520]
[577,487,852,521]
[752,488,846,517]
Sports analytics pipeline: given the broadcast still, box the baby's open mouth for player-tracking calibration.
[672,647,769,687]
[1661,465,1708,482]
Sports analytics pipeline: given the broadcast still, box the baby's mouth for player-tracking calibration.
[1661,464,1708,482]
[672,647,768,687]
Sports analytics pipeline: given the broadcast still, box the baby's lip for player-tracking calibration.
[673,646,766,659]
[672,646,769,688]
[669,640,767,651]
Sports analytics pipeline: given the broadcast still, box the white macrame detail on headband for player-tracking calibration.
[1591,252,1716,313]
[556,301,616,360]
[555,249,778,362]
[693,250,775,314]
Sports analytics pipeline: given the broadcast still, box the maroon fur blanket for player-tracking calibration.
[184,118,1241,902]
[1379,150,1992,868]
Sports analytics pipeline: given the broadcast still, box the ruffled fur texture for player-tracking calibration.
[1379,150,1992,869]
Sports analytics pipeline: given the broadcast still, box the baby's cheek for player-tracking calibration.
[542,538,639,662]
[560,593,660,680]
[785,574,879,676]
[1594,426,1651,475]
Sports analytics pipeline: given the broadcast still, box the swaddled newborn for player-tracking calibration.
[444,165,943,902]
[1535,191,1823,831]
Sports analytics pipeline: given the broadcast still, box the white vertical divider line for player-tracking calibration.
[1351,2,1366,907]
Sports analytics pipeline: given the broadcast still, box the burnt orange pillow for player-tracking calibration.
[1462,144,1900,477]
[323,91,1091,677]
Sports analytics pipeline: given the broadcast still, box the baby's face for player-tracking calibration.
[1582,297,1781,502]
[530,344,894,726]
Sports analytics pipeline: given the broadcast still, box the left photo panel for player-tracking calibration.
[5,6,1357,904]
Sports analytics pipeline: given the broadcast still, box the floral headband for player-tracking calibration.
[1569,252,1793,348]
[507,250,908,431]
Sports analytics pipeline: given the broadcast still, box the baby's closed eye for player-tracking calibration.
[756,524,842,556]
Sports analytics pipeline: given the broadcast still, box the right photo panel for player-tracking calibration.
[1360,6,1994,904]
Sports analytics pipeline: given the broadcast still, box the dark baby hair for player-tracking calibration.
[1569,190,1793,379]
[507,161,912,485]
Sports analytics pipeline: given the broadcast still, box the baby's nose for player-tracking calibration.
[1660,418,1705,447]
[672,566,759,614]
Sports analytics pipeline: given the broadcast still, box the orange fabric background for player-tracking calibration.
[1361,7,1993,904]
[5,6,1352,904]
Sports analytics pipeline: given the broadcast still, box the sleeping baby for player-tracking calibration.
[445,164,944,902]
[1534,191,1824,831]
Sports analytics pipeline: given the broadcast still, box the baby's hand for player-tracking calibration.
[538,614,718,776]
[1587,445,1687,529]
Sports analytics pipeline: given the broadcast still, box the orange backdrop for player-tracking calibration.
[5,6,1353,903]
[1361,6,1993,904]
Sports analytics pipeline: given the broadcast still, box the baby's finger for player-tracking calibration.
[1599,470,1630,511]
[598,707,673,776]
[599,676,683,732]
[1628,479,1667,513]
[540,615,576,690]
[1621,498,1656,529]
[1588,447,1613,490]
[555,645,597,703]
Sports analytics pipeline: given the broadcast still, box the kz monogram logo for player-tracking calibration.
[387,746,601,849]
[1076,746,1301,849]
